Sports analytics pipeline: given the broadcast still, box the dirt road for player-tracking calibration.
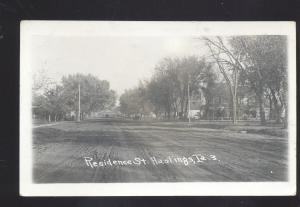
[33,119,288,183]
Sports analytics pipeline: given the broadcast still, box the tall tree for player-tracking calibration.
[60,74,116,119]
[148,56,213,120]
[198,66,219,120]
[44,85,67,121]
[32,68,53,94]
[229,36,287,126]
[203,37,243,124]
[119,84,153,118]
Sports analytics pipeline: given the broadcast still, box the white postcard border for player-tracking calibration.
[20,21,296,196]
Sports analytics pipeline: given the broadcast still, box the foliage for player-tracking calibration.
[33,74,116,121]
[203,36,242,124]
[229,36,287,125]
[61,74,116,114]
[119,82,153,116]
[120,56,214,120]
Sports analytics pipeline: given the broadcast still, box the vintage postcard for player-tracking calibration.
[20,21,296,196]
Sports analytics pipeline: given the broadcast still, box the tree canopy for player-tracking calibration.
[119,36,288,126]
[119,56,214,119]
[33,73,116,121]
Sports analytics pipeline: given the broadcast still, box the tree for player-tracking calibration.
[32,94,49,120]
[119,83,153,118]
[32,69,60,121]
[146,56,213,120]
[203,37,244,124]
[229,36,287,126]
[198,66,219,120]
[44,85,67,121]
[60,74,116,119]
[32,84,66,122]
[32,68,55,110]
[200,68,223,119]
[146,72,174,119]
[32,68,54,96]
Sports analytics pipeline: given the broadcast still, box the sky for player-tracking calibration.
[31,35,207,96]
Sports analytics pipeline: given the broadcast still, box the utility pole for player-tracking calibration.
[188,75,191,123]
[77,83,81,122]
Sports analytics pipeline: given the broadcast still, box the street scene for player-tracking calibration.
[31,35,289,183]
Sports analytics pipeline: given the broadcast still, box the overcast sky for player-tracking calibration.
[31,35,207,96]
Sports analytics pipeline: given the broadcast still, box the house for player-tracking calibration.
[191,82,271,121]
[90,107,121,118]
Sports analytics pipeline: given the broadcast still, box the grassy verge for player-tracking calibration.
[147,120,287,138]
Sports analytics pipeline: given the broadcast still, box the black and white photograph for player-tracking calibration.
[20,21,296,196]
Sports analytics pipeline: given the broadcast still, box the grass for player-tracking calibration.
[129,120,287,138]
[35,118,287,138]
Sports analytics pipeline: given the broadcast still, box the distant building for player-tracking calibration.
[90,108,121,118]
[190,82,270,121]
[188,97,204,119]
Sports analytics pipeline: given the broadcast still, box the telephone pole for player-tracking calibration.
[77,83,81,122]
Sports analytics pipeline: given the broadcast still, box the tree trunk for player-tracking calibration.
[203,95,210,120]
[270,89,282,123]
[173,111,177,119]
[258,93,266,125]
[268,95,273,120]
[184,97,188,119]
[179,95,185,120]
[166,107,171,120]
[283,105,288,129]
[275,106,282,124]
[231,93,237,124]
